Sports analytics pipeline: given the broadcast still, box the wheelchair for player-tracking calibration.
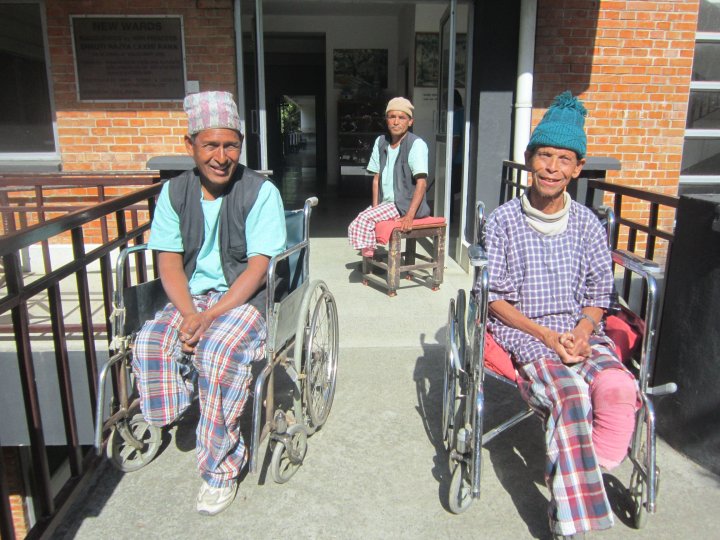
[94,196,339,485]
[442,200,676,528]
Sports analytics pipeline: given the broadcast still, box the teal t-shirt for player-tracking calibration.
[367,135,429,203]
[148,180,286,295]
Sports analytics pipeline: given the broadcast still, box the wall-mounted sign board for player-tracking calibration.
[71,16,186,101]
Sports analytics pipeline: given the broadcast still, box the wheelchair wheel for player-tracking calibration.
[107,413,162,472]
[456,289,466,364]
[448,460,473,514]
[271,424,308,484]
[628,408,659,529]
[629,466,649,529]
[443,290,465,452]
[296,280,339,430]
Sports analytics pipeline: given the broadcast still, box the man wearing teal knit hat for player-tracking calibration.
[480,91,638,538]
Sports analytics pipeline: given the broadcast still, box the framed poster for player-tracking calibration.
[414,32,467,88]
[414,33,439,88]
[333,49,388,89]
[71,15,186,101]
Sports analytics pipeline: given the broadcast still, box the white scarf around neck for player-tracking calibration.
[521,190,571,236]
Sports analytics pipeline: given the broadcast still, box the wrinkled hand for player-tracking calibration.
[397,215,415,232]
[558,329,592,364]
[544,330,586,365]
[178,312,213,354]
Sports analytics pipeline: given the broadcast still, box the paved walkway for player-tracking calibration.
[54,235,720,540]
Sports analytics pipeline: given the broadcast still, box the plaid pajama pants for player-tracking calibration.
[132,292,266,488]
[516,341,634,536]
[347,201,400,250]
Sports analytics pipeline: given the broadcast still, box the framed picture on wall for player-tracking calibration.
[415,32,439,88]
[333,49,388,89]
[455,33,467,89]
[414,32,467,88]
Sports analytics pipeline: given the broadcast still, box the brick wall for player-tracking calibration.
[533,0,698,251]
[46,1,237,172]
[2,448,29,539]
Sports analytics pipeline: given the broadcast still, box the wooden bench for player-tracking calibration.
[361,217,446,296]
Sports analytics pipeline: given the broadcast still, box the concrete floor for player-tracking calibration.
[52,226,720,540]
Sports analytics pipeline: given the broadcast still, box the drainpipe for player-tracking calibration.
[233,0,247,165]
[513,0,537,183]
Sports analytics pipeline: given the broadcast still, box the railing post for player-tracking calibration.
[71,227,100,418]
[2,251,54,518]
[47,282,83,476]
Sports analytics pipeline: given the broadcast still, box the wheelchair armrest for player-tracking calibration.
[612,249,661,276]
[610,248,662,391]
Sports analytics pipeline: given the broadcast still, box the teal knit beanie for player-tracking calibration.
[527,91,587,158]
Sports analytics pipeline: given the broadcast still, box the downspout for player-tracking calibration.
[513,0,537,183]
[233,0,247,165]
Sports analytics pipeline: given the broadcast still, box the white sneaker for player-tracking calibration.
[196,480,238,516]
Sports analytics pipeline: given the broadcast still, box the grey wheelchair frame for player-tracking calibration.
[443,201,676,528]
[94,197,339,484]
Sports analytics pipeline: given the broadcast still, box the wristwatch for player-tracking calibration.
[577,313,599,334]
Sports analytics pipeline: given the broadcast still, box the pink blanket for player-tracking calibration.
[374,216,446,244]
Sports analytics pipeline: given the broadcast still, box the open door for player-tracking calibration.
[241,0,269,172]
[433,1,457,254]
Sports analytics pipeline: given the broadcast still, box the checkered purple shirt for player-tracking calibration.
[484,197,614,365]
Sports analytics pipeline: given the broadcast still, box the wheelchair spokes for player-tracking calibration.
[270,424,308,484]
[444,289,483,514]
[303,285,339,429]
[108,413,162,473]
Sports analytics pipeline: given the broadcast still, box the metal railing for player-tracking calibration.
[0,173,158,334]
[0,180,161,540]
[500,160,679,266]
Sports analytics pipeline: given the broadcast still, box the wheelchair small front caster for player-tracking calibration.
[108,413,162,472]
[448,460,473,514]
[271,424,308,484]
[629,467,648,529]
[629,464,659,529]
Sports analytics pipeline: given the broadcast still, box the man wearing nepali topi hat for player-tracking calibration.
[347,96,431,258]
[480,91,639,539]
[132,91,286,516]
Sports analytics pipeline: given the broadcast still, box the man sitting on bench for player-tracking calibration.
[348,97,431,258]
[483,91,639,539]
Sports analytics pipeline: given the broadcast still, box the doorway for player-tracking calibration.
[254,33,327,206]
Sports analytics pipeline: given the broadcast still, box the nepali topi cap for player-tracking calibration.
[183,91,241,135]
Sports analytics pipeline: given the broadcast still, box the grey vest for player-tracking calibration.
[167,166,267,314]
[377,132,431,218]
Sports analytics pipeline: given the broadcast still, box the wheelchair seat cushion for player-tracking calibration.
[605,310,643,364]
[485,312,641,380]
[374,216,446,244]
[484,332,518,382]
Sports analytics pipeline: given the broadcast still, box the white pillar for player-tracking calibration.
[513,0,537,183]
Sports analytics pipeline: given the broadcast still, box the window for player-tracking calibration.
[0,1,56,155]
[681,0,720,187]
